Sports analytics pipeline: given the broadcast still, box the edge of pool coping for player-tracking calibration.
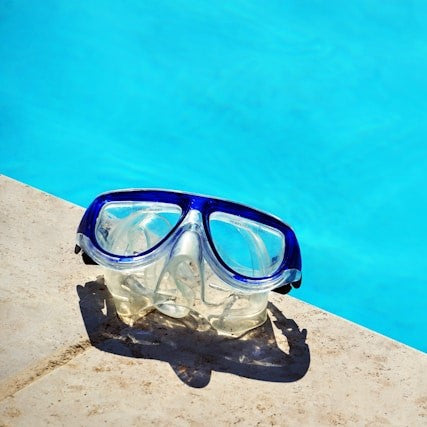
[0,173,426,425]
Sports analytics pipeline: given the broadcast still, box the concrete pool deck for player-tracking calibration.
[0,174,425,426]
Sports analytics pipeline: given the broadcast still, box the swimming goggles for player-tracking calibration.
[76,189,302,294]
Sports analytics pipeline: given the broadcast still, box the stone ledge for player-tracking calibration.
[0,175,425,426]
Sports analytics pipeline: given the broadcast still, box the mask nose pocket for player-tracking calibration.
[154,231,202,319]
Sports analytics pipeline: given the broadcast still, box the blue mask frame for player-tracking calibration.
[76,189,302,294]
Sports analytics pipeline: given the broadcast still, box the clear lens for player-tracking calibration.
[209,212,285,278]
[95,201,182,256]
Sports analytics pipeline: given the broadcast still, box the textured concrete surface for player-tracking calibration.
[0,175,426,426]
[0,176,103,394]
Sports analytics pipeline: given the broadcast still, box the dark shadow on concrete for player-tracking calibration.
[77,278,310,388]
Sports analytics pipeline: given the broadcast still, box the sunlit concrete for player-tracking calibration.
[0,175,425,426]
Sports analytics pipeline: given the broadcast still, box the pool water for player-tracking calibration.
[1,1,426,351]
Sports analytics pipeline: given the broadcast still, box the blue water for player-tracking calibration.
[1,1,426,351]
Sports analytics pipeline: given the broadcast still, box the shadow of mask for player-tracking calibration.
[77,278,310,388]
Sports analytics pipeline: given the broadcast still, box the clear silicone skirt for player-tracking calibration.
[103,257,269,337]
[77,196,301,337]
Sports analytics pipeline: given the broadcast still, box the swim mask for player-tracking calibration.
[75,189,302,336]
